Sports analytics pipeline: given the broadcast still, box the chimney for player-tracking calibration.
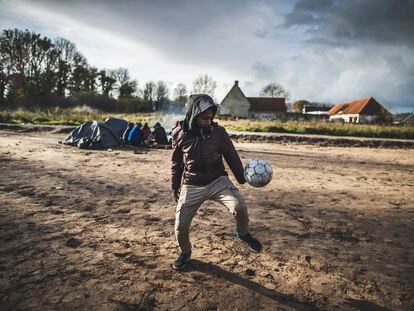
[234,80,239,86]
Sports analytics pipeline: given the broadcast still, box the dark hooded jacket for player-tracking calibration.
[171,94,246,190]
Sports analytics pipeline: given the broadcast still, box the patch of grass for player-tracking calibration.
[1,108,412,139]
[217,118,414,139]
[0,107,182,129]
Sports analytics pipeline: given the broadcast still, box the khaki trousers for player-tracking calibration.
[175,176,249,254]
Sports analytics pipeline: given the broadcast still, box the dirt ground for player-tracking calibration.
[0,128,413,311]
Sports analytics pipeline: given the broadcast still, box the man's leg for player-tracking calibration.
[174,184,205,265]
[209,176,249,234]
[209,177,262,252]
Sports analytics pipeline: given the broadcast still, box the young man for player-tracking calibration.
[171,94,262,270]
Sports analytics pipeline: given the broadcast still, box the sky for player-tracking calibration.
[1,0,413,112]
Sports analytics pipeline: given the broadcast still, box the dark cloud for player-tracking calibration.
[279,0,414,112]
[283,12,315,27]
[3,0,413,111]
[294,0,332,11]
[35,0,259,40]
[254,28,269,39]
[284,0,414,47]
[26,0,282,67]
[251,62,275,81]
[394,63,414,110]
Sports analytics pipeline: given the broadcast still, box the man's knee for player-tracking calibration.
[175,211,193,234]
[228,198,246,217]
[175,221,190,234]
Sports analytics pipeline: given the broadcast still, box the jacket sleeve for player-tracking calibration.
[220,128,246,184]
[171,130,184,190]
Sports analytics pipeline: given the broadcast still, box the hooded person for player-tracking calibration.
[128,123,142,146]
[153,122,168,145]
[171,94,262,270]
[142,122,152,140]
[122,123,134,145]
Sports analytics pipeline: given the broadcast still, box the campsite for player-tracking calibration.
[1,125,413,310]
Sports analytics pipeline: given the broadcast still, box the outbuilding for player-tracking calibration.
[329,97,390,123]
[219,81,287,119]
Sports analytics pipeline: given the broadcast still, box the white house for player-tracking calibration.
[220,81,287,119]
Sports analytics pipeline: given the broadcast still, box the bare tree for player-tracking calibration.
[155,80,169,111]
[261,82,291,100]
[143,81,156,107]
[174,82,188,108]
[192,74,217,97]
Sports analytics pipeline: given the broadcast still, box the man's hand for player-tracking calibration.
[173,188,180,202]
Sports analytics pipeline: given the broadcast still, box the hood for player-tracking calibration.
[182,94,217,133]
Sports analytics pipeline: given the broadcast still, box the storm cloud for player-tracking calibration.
[280,0,414,111]
[284,0,414,47]
[1,0,413,111]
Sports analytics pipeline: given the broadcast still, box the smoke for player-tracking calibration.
[151,113,185,133]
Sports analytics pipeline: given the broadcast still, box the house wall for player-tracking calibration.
[303,111,329,115]
[329,114,379,123]
[250,111,280,120]
[219,86,250,118]
[329,114,359,123]
[359,115,379,123]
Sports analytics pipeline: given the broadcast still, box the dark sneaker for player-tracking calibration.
[173,252,191,270]
[236,232,263,252]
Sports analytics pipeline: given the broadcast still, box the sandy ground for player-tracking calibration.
[0,128,413,311]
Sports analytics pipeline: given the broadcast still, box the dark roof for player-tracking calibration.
[246,97,286,112]
[329,97,388,115]
[393,112,414,124]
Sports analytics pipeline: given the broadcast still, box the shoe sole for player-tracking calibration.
[250,248,262,253]
[247,245,262,253]
[236,237,262,253]
[172,263,185,270]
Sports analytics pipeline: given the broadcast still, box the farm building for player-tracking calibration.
[393,112,414,125]
[329,97,390,123]
[219,81,287,119]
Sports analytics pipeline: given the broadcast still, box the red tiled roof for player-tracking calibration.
[329,97,387,115]
[247,97,286,112]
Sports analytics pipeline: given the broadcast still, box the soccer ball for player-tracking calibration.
[244,159,273,187]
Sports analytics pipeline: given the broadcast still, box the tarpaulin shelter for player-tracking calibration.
[61,121,122,149]
[104,117,132,141]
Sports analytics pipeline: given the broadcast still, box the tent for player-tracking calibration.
[104,117,132,141]
[61,121,122,149]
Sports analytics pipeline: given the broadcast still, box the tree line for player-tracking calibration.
[1,28,297,113]
[0,29,222,113]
